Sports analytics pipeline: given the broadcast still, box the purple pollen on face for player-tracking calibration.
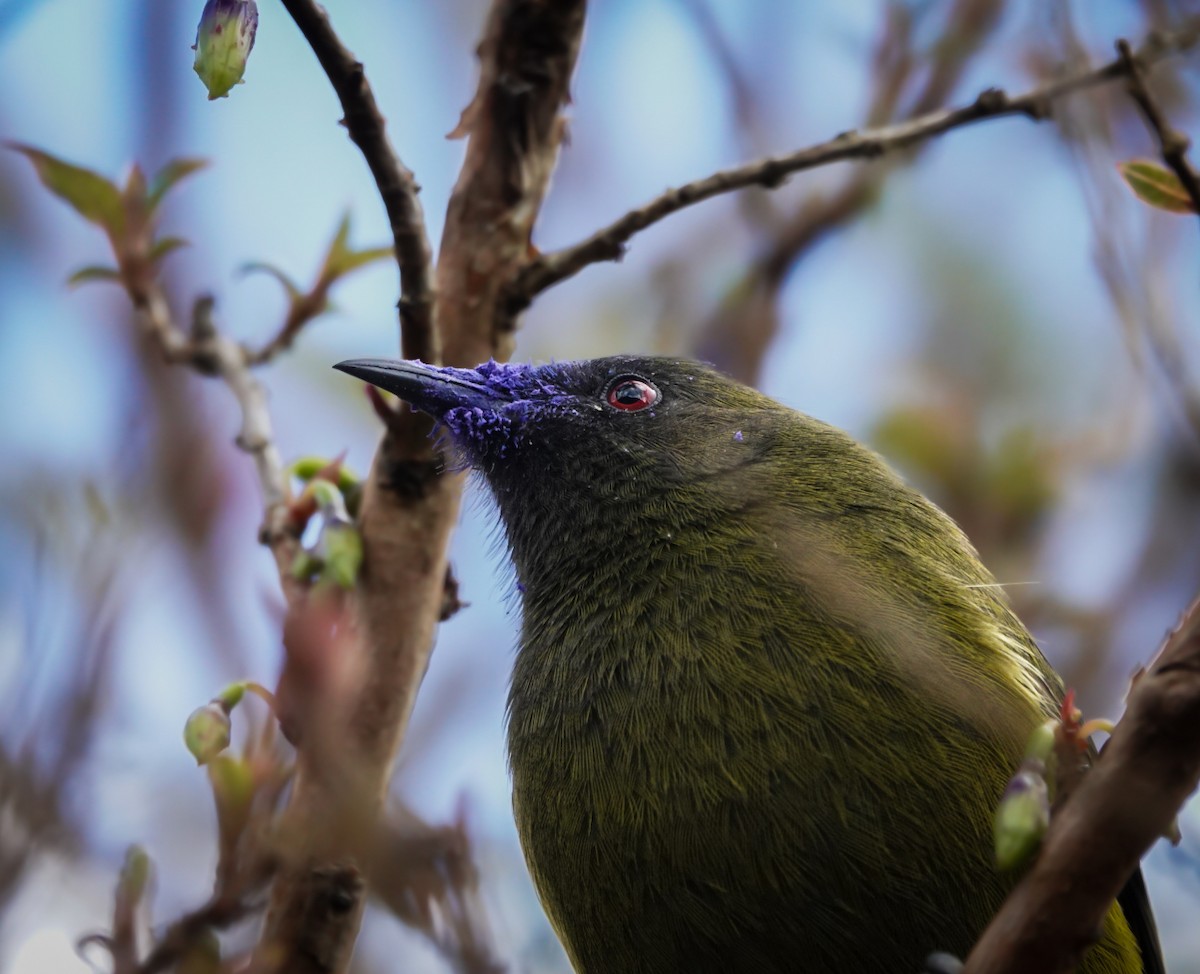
[733,430,744,442]
[422,359,587,460]
[473,359,567,401]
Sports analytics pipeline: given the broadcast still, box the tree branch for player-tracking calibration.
[440,0,588,358]
[130,286,300,584]
[509,18,1200,309]
[278,0,438,364]
[964,594,1200,974]
[1116,36,1200,217]
[695,0,1003,385]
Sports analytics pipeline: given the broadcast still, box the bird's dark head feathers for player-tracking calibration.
[334,354,785,492]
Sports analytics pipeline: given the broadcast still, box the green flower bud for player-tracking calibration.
[1023,719,1057,764]
[118,845,152,903]
[290,456,360,494]
[193,0,258,100]
[184,701,231,764]
[993,763,1050,871]
[319,519,363,589]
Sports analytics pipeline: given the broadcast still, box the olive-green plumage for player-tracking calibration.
[335,354,1160,974]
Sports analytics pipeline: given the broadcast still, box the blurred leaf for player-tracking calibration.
[148,158,209,210]
[874,406,963,489]
[149,236,190,263]
[322,212,391,278]
[6,143,124,235]
[240,260,303,301]
[66,265,122,287]
[1118,159,1196,214]
[987,426,1056,523]
[331,245,393,276]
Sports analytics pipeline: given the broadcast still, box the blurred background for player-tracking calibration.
[2,0,1200,971]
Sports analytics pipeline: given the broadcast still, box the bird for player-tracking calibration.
[334,354,1162,974]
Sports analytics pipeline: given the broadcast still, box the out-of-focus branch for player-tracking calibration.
[1118,36,1200,216]
[129,286,300,586]
[674,0,765,156]
[370,806,505,974]
[696,0,1002,384]
[130,895,258,974]
[278,0,437,364]
[509,18,1200,309]
[964,594,1200,974]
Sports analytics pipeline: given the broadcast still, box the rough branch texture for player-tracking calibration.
[440,0,588,363]
[964,595,1200,974]
[278,0,437,364]
[508,18,1200,308]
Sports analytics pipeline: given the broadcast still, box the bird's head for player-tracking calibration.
[334,355,805,588]
[334,355,783,497]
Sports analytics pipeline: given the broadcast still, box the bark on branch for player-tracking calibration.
[964,594,1200,974]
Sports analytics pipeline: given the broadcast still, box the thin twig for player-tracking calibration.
[1117,36,1200,216]
[278,0,438,364]
[964,593,1200,974]
[130,285,298,574]
[245,286,334,367]
[509,18,1200,308]
[134,894,260,974]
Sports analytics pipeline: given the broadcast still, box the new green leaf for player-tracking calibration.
[7,143,124,235]
[1118,159,1197,214]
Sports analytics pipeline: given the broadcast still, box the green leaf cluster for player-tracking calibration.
[7,144,208,288]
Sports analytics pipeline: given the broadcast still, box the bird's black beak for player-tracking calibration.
[333,358,509,420]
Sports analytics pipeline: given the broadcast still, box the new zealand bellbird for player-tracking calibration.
[335,354,1162,974]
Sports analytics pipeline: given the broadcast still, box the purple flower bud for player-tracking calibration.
[193,0,258,100]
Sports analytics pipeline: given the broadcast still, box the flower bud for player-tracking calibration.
[118,845,152,903]
[318,519,363,589]
[993,762,1050,871]
[184,701,231,764]
[193,1,258,100]
[1023,718,1057,764]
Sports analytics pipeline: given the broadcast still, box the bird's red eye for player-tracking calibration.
[606,377,658,411]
